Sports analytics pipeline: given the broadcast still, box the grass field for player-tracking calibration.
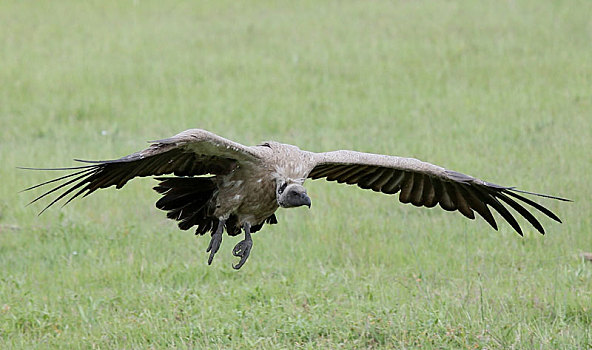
[1,0,591,348]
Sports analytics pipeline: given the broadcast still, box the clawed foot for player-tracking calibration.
[232,232,252,270]
[206,232,222,265]
[206,220,225,265]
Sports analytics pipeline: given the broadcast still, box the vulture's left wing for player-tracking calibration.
[307,150,569,235]
[21,129,261,214]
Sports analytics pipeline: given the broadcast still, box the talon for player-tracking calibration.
[232,239,252,269]
[206,233,222,265]
[233,258,247,270]
[232,241,246,256]
[232,224,253,270]
[206,220,225,265]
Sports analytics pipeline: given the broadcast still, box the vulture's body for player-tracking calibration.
[23,129,569,269]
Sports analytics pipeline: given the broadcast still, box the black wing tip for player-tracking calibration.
[17,165,97,171]
[19,168,98,193]
[37,206,51,216]
[73,158,109,164]
[505,188,571,202]
[513,222,524,236]
[534,224,546,235]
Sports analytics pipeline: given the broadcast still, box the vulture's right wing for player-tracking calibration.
[21,129,261,213]
[307,150,569,235]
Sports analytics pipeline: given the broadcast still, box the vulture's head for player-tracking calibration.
[277,182,311,209]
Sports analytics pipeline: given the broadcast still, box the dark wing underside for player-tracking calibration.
[153,176,277,236]
[308,151,569,235]
[21,129,261,214]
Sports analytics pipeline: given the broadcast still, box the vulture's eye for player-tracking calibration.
[278,183,287,194]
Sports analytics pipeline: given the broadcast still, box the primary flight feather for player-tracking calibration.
[22,129,569,269]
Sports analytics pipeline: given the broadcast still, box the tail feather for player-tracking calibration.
[154,176,278,236]
[153,177,218,235]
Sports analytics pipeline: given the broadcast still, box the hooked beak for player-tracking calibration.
[302,193,311,208]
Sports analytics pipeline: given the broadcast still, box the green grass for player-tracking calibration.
[1,0,591,348]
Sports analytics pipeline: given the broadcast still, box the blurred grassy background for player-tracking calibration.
[1,0,591,348]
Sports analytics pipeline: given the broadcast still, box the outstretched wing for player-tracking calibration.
[307,150,569,235]
[21,129,261,214]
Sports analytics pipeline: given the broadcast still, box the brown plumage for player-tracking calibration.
[22,129,570,269]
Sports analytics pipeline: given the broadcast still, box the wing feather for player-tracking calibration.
[345,167,374,184]
[495,191,544,234]
[342,166,371,184]
[26,169,97,206]
[307,150,567,235]
[450,183,475,219]
[398,172,414,203]
[438,182,456,211]
[22,129,261,213]
[381,170,405,194]
[326,165,353,181]
[420,176,436,207]
[503,190,563,223]
[372,169,394,191]
[474,187,523,235]
[458,184,498,230]
[358,168,389,190]
[410,173,426,207]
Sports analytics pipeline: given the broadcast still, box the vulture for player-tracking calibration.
[22,129,569,269]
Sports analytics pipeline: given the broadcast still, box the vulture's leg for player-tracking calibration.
[232,223,253,270]
[206,219,225,265]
